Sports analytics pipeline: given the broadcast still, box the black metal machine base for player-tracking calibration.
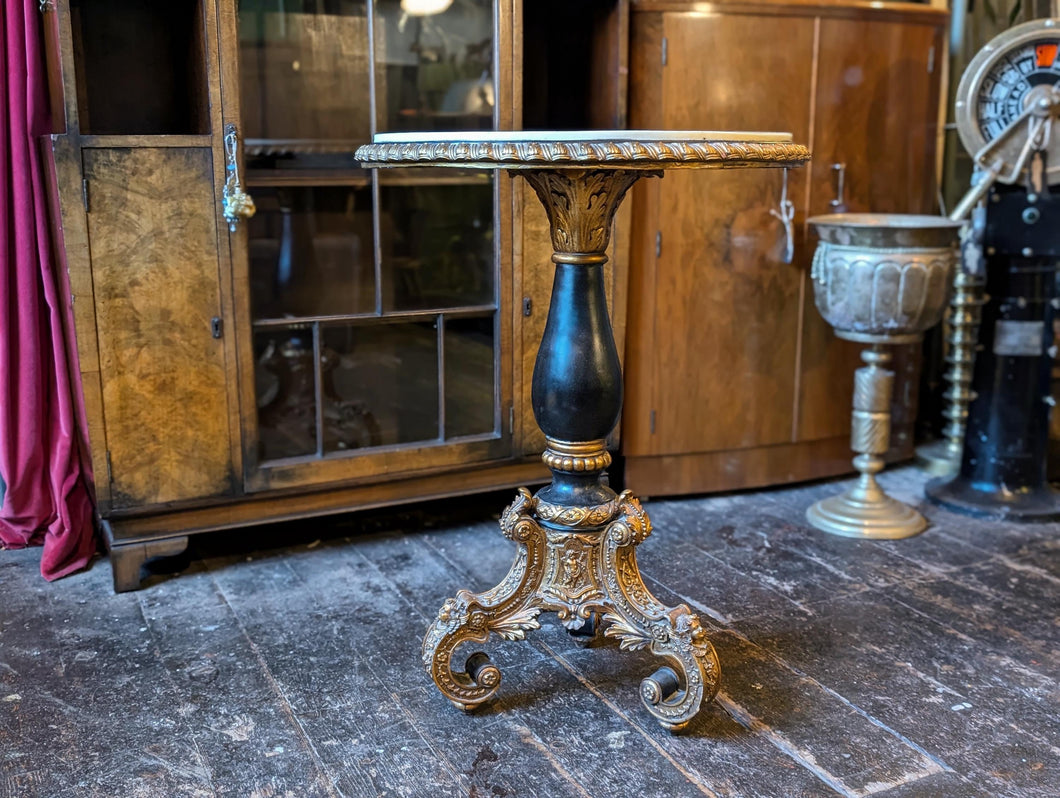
[925,186,1060,521]
[925,474,1060,521]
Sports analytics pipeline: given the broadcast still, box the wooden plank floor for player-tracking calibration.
[1,466,1058,797]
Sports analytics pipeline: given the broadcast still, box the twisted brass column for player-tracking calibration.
[918,225,987,476]
[940,270,986,463]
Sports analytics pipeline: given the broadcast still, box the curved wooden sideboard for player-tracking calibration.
[622,0,948,496]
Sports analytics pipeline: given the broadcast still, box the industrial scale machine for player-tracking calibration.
[927,18,1060,520]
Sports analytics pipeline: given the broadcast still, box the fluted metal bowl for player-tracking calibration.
[809,213,961,342]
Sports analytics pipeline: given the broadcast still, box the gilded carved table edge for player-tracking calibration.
[354,139,810,169]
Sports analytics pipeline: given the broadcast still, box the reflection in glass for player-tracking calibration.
[322,322,439,452]
[375,0,493,132]
[445,315,495,438]
[248,186,375,320]
[238,0,371,145]
[239,0,502,465]
[254,328,318,461]
[380,177,494,311]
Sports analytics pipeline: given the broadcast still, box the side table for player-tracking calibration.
[356,131,809,730]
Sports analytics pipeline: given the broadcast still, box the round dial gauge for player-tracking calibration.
[956,18,1060,181]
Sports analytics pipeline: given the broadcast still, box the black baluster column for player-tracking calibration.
[927,187,1060,519]
[522,168,640,506]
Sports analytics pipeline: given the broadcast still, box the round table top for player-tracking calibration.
[354,130,810,170]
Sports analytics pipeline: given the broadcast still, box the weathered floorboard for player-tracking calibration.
[1,466,1058,797]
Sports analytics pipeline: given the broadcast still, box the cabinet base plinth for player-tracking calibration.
[104,525,190,593]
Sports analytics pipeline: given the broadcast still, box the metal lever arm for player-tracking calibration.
[950,160,1003,221]
[951,89,1060,220]
[951,114,1053,220]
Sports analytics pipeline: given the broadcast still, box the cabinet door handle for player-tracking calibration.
[222,123,256,232]
[829,162,848,213]
[769,167,796,263]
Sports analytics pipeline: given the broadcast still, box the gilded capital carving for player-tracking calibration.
[520,169,649,254]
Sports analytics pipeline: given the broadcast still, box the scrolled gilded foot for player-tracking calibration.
[601,493,721,731]
[640,607,721,732]
[421,488,546,711]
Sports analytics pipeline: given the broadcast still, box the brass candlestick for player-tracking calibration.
[807,214,961,539]
[357,131,808,730]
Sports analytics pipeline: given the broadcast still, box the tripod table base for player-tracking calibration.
[422,487,720,732]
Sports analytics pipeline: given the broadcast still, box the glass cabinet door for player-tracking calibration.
[233,0,506,487]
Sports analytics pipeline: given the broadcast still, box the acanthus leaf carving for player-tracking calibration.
[521,169,645,254]
[608,491,653,547]
[500,487,536,542]
[534,496,619,528]
[490,607,542,641]
[601,611,653,652]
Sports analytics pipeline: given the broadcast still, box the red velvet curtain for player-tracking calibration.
[1,0,96,579]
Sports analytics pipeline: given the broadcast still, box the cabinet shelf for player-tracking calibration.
[246,170,371,188]
[80,134,213,149]
[245,169,491,188]
[252,305,497,330]
[245,138,370,156]
[258,429,500,468]
[377,171,491,187]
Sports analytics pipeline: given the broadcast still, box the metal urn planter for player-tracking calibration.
[807,213,961,539]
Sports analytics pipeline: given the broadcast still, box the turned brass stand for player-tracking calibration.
[356,131,808,730]
[807,336,928,538]
[939,270,985,465]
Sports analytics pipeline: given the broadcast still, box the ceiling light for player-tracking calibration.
[400,0,454,16]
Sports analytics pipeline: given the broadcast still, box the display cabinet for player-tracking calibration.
[42,0,636,591]
[227,0,511,494]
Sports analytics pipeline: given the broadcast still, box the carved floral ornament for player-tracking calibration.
[354,139,810,169]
